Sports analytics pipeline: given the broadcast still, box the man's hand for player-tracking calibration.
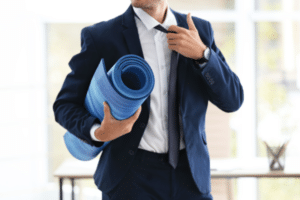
[167,13,207,60]
[95,101,142,142]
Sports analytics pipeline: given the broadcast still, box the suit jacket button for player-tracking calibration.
[140,123,145,128]
[128,150,135,155]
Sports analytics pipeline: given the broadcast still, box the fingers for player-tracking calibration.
[103,101,112,119]
[103,101,108,113]
[104,101,142,123]
[132,106,142,120]
[167,25,187,34]
[166,33,181,50]
[124,106,142,122]
[167,37,180,45]
[168,43,180,52]
[187,13,197,31]
[166,32,180,40]
[168,13,197,33]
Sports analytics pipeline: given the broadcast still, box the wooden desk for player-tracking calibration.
[54,157,300,200]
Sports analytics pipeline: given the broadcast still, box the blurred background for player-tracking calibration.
[0,0,300,199]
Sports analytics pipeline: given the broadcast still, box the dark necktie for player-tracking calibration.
[154,24,180,169]
[134,12,181,169]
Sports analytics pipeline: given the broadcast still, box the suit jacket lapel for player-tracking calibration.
[170,7,189,67]
[122,5,144,58]
[121,5,150,113]
[121,5,189,113]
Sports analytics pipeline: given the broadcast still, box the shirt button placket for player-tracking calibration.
[164,89,168,96]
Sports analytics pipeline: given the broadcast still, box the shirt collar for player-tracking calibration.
[132,4,177,31]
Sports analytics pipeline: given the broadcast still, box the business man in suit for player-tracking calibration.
[53,0,244,199]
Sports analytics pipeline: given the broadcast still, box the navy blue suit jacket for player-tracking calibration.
[53,4,244,194]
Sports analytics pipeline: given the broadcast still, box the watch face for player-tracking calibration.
[195,47,210,65]
[204,48,208,60]
[204,48,211,60]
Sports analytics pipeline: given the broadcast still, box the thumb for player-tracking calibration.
[187,13,196,31]
[130,106,142,121]
[103,101,110,116]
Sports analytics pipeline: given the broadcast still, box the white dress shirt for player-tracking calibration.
[90,4,186,153]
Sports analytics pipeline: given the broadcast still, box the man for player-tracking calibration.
[53,0,244,199]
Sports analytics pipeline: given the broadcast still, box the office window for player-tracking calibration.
[47,23,91,182]
[212,23,236,71]
[0,12,48,197]
[295,1,300,10]
[254,5,300,200]
[256,22,284,152]
[255,0,282,10]
[256,21,300,156]
[170,0,234,10]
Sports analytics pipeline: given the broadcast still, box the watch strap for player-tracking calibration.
[195,47,210,65]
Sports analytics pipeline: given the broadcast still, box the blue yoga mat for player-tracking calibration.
[64,54,155,161]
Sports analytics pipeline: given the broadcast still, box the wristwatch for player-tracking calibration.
[194,46,211,66]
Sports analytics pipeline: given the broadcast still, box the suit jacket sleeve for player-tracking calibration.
[191,21,244,112]
[53,27,104,147]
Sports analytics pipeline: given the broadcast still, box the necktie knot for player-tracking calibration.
[154,25,177,34]
[154,25,168,33]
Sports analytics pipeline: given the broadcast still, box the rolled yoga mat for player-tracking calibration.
[64,54,155,161]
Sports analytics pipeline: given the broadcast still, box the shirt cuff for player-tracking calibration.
[90,123,102,142]
[199,61,208,68]
[193,60,208,70]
